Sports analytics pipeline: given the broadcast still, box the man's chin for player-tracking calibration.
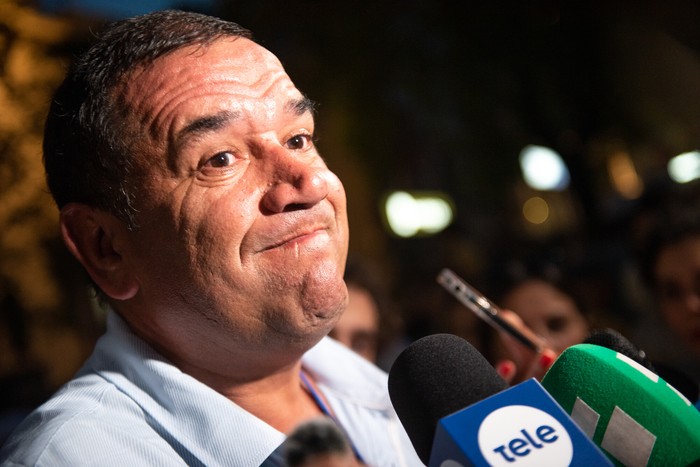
[308,306,344,336]
[282,325,334,356]
[300,277,347,319]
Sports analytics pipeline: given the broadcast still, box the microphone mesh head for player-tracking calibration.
[388,333,507,463]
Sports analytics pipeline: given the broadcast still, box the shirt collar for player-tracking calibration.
[90,311,285,465]
[302,334,393,411]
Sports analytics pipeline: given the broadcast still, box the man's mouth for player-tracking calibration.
[261,226,328,252]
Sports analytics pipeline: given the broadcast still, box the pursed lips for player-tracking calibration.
[258,224,330,253]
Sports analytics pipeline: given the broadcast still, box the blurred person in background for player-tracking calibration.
[283,417,363,467]
[495,262,591,352]
[636,183,700,403]
[486,258,592,383]
[329,255,407,371]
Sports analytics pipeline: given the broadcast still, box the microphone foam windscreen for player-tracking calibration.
[388,333,507,463]
[585,328,699,402]
[541,343,700,465]
[584,328,654,371]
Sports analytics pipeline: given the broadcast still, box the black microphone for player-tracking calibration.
[387,334,507,463]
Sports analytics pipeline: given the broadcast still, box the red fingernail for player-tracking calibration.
[539,352,556,369]
[496,361,515,379]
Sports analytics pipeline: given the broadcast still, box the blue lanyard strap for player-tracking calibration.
[299,371,366,464]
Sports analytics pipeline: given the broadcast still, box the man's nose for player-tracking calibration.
[259,145,329,213]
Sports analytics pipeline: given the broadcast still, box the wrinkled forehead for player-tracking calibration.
[123,36,291,97]
[118,37,303,150]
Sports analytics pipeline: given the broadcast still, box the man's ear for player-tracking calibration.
[59,203,139,301]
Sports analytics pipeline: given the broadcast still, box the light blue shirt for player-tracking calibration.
[0,311,423,466]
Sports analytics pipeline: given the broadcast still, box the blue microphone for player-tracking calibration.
[388,334,612,466]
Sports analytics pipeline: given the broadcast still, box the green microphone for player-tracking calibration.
[541,343,700,466]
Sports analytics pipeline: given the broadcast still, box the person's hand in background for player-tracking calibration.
[493,309,558,384]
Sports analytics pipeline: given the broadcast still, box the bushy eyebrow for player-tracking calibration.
[287,96,316,116]
[176,110,240,146]
[177,97,314,142]
[173,97,316,157]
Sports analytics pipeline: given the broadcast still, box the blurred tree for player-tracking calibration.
[0,1,102,398]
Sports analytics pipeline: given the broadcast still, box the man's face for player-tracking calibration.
[113,37,349,359]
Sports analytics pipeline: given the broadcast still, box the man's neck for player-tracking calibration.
[212,363,326,434]
[119,308,328,432]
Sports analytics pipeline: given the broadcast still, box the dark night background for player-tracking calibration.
[1,0,699,437]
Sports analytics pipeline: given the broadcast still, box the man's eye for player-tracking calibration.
[286,134,312,150]
[205,151,235,168]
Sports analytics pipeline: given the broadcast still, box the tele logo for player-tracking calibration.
[477,405,573,466]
